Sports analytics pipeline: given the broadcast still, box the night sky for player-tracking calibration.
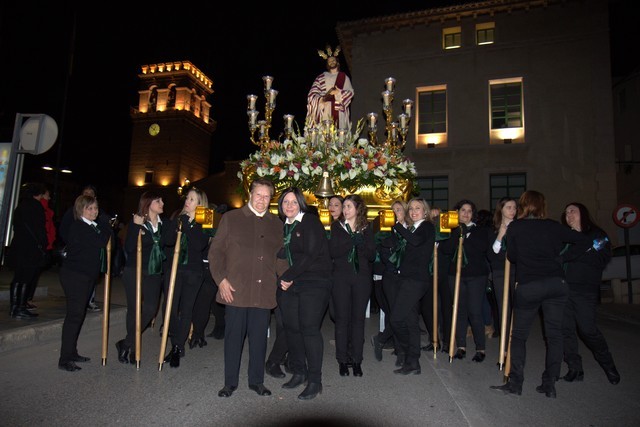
[0,1,637,214]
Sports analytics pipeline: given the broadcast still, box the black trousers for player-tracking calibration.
[223,306,270,387]
[510,277,568,387]
[448,275,487,351]
[266,303,288,365]
[389,276,428,367]
[379,272,401,346]
[562,282,615,372]
[165,268,203,350]
[122,267,163,350]
[59,268,95,363]
[191,267,218,339]
[331,270,372,364]
[278,285,330,383]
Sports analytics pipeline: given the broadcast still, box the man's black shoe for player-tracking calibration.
[249,383,272,396]
[218,385,237,397]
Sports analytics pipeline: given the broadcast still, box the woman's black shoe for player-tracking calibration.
[562,369,584,382]
[536,383,557,398]
[339,362,350,376]
[115,340,130,364]
[58,361,81,372]
[298,383,322,400]
[472,351,486,362]
[164,345,182,368]
[189,337,207,349]
[454,348,467,359]
[490,381,522,395]
[352,363,363,377]
[282,374,307,389]
[266,360,286,379]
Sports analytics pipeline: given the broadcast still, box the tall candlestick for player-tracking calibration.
[262,75,273,91]
[268,89,278,106]
[398,113,408,129]
[385,77,396,92]
[283,114,294,129]
[247,94,257,111]
[382,90,392,109]
[403,99,414,118]
[367,112,378,130]
[248,110,258,126]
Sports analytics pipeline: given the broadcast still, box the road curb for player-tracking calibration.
[0,307,126,354]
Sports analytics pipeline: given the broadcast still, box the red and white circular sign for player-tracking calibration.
[613,204,639,228]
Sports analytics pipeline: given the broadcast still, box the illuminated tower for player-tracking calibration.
[126,60,216,214]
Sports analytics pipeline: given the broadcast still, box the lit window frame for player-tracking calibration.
[443,26,462,50]
[476,22,495,45]
[416,84,447,149]
[489,77,525,145]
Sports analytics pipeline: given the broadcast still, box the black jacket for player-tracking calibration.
[278,213,332,286]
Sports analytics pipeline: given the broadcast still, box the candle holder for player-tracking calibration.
[367,78,413,151]
[248,76,279,150]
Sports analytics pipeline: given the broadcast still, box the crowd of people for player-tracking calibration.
[6,178,621,399]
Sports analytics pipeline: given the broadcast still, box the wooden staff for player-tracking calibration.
[503,282,517,382]
[432,241,438,358]
[159,225,182,371]
[498,259,510,370]
[134,230,142,369]
[448,230,465,363]
[101,236,112,366]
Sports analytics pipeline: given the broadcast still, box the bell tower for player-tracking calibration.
[126,60,216,214]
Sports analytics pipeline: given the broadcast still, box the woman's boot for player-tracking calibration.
[11,283,38,319]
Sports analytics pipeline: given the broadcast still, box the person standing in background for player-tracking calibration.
[58,194,111,371]
[329,194,376,377]
[490,190,590,398]
[8,183,48,319]
[24,184,56,310]
[209,178,283,398]
[115,191,171,364]
[560,202,620,385]
[162,187,211,368]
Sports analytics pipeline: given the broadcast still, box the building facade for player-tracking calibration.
[337,0,619,241]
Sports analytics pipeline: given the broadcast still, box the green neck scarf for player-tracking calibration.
[283,220,300,266]
[146,222,166,275]
[91,224,107,274]
[346,223,359,273]
[388,226,412,269]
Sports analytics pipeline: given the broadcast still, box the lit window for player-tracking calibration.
[416,85,447,148]
[476,22,495,45]
[490,80,523,129]
[443,27,462,49]
[417,176,449,210]
[489,173,526,208]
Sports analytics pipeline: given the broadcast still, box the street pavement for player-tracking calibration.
[1,265,640,426]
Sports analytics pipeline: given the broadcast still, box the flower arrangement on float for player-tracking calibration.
[238,119,417,199]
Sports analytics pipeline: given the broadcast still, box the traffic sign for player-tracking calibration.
[613,204,639,228]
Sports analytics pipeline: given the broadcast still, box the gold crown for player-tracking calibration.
[317,44,341,60]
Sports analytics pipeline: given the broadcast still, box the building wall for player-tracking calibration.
[342,0,619,242]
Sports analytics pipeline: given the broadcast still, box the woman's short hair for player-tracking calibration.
[453,199,477,222]
[406,198,431,226]
[74,195,97,220]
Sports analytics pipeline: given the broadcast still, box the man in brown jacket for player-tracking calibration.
[209,178,284,397]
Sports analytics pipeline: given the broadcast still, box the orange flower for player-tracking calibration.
[273,166,281,173]
[367,161,376,170]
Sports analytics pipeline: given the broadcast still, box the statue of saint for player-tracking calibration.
[306,45,354,131]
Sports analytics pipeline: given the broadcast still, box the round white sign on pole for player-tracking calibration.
[613,204,639,228]
[19,115,58,154]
